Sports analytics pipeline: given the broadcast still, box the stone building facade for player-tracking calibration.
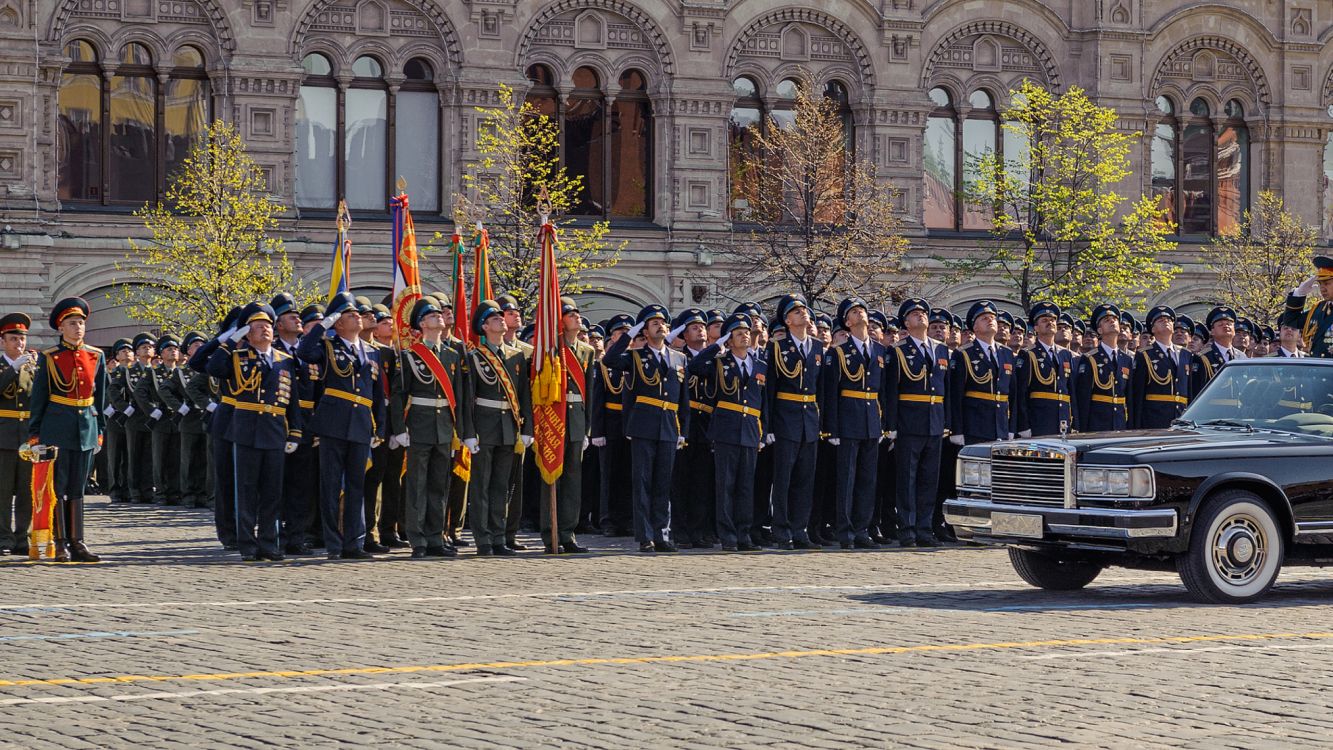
[1,0,1332,343]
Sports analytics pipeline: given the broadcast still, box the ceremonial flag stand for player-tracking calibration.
[531,189,565,554]
[21,443,59,560]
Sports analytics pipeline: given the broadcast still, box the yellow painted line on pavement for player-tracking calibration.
[2,630,1332,689]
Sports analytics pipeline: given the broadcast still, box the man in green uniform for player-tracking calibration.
[173,332,211,508]
[102,339,132,504]
[0,313,34,555]
[134,333,183,505]
[540,296,595,554]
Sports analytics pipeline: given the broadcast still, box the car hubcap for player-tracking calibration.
[1212,515,1266,585]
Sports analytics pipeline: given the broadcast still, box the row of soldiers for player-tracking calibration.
[3,254,1333,561]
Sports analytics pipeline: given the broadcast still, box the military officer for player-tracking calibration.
[1189,306,1243,411]
[1011,301,1074,437]
[1285,255,1333,358]
[1173,315,1194,348]
[1274,311,1305,357]
[495,293,535,549]
[0,313,34,555]
[666,307,714,548]
[822,297,889,549]
[540,296,595,554]
[268,294,316,553]
[883,298,948,547]
[948,301,1015,445]
[462,299,533,556]
[390,296,471,559]
[102,339,132,504]
[206,302,302,561]
[297,292,387,560]
[121,332,156,503]
[1074,304,1133,432]
[188,307,244,549]
[764,294,825,550]
[134,333,184,505]
[174,331,211,509]
[603,304,691,552]
[27,297,107,563]
[589,314,633,537]
[1130,305,1191,429]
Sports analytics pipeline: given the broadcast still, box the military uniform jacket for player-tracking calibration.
[133,363,183,434]
[602,334,691,442]
[688,344,766,448]
[1286,292,1333,358]
[178,365,211,435]
[28,339,107,452]
[1011,343,1074,437]
[188,337,233,439]
[562,339,595,443]
[295,333,387,443]
[1189,343,1243,410]
[275,336,319,444]
[468,340,533,447]
[0,354,34,450]
[1130,343,1190,429]
[588,357,626,441]
[764,336,823,443]
[106,364,132,426]
[390,340,473,446]
[122,362,154,432]
[821,337,888,441]
[883,337,948,438]
[682,346,713,444]
[1074,345,1133,433]
[205,343,302,450]
[948,340,1014,442]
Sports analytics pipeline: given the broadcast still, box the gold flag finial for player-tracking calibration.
[336,199,349,231]
[396,176,408,194]
[536,185,552,222]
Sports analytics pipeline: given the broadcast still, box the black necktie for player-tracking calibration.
[987,346,998,372]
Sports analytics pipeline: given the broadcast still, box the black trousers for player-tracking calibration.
[446,461,467,537]
[378,444,406,541]
[126,427,154,502]
[714,442,756,546]
[234,444,284,557]
[318,436,370,556]
[211,434,236,547]
[151,429,181,504]
[811,441,837,536]
[52,447,93,543]
[599,435,632,531]
[936,438,961,539]
[834,438,878,544]
[179,431,209,507]
[363,441,401,543]
[671,438,713,544]
[105,422,128,502]
[581,444,600,528]
[540,440,583,545]
[875,439,898,540]
[630,437,675,544]
[895,434,942,543]
[281,442,317,547]
[0,449,32,551]
[751,444,773,534]
[769,438,816,543]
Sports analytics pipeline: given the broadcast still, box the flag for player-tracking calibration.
[470,224,494,323]
[389,191,421,351]
[531,216,567,485]
[22,445,57,560]
[450,231,470,345]
[329,200,352,300]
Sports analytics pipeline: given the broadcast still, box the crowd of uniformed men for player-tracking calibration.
[3,256,1333,563]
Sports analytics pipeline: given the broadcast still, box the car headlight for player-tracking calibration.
[1077,466,1154,499]
[1077,467,1107,495]
[959,458,991,488]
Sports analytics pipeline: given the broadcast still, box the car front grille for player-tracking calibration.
[989,445,1071,507]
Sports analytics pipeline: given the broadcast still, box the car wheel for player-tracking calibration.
[1008,548,1102,590]
[1177,490,1284,604]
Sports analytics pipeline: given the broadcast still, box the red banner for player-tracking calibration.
[390,193,421,351]
[531,218,566,485]
[28,452,57,560]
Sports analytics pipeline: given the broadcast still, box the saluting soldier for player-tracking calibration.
[122,332,156,503]
[1011,302,1074,438]
[540,296,595,554]
[0,313,34,555]
[948,301,1015,446]
[603,304,691,553]
[1189,306,1244,412]
[133,333,184,506]
[1130,306,1191,429]
[102,339,132,504]
[172,332,210,508]
[206,302,302,561]
[272,296,318,554]
[589,314,633,537]
[666,307,714,549]
[822,297,889,549]
[1074,304,1133,432]
[883,298,948,548]
[1284,255,1333,358]
[189,307,244,549]
[27,297,107,563]
[297,292,388,560]
[764,294,824,550]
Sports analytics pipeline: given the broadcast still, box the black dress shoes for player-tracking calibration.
[426,546,457,558]
[738,542,762,552]
[916,537,940,548]
[327,552,342,560]
[776,541,795,551]
[384,536,411,549]
[792,540,820,551]
[561,542,590,554]
[475,547,493,557]
[341,549,374,560]
[853,538,881,550]
[240,554,258,562]
[363,541,391,554]
[653,541,678,553]
[450,535,471,548]
[411,547,429,559]
[285,543,312,556]
[639,542,655,553]
[492,545,517,557]
[722,544,739,551]
[259,552,284,562]
[506,538,529,551]
[839,542,853,550]
[69,542,100,562]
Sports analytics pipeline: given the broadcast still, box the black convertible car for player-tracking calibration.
[944,358,1333,604]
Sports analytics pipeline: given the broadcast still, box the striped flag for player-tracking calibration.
[530,214,567,485]
[470,224,494,322]
[328,200,352,300]
[450,230,471,345]
[389,191,421,351]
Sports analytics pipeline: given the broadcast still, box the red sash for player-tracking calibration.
[408,342,458,418]
[563,344,586,398]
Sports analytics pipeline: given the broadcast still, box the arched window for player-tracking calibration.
[58,40,212,205]
[296,52,441,213]
[825,80,853,150]
[923,86,956,229]
[1216,99,1249,234]
[924,86,1020,231]
[1150,96,1178,228]
[1153,95,1250,235]
[522,64,653,219]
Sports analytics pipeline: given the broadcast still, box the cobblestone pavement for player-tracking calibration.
[4,498,1333,749]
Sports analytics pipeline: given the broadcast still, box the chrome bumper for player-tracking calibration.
[944,498,1178,540]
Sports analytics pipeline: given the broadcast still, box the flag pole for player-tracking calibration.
[538,187,559,555]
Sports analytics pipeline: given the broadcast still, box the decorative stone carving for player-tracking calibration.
[1153,37,1269,108]
[519,0,674,76]
[921,21,1060,88]
[1293,8,1312,38]
[292,0,461,66]
[726,9,874,87]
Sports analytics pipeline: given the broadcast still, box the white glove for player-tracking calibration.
[676,436,686,449]
[1297,276,1318,296]
[716,331,731,348]
[123,405,135,418]
[581,437,589,454]
[94,442,102,455]
[764,433,775,446]
[11,353,33,368]
[371,437,383,449]
[627,321,645,339]
[285,442,298,454]
[177,403,190,416]
[1018,429,1032,438]
[949,435,966,446]
[105,405,117,418]
[320,313,340,329]
[828,437,841,446]
[218,327,237,343]
[520,435,534,448]
[665,324,686,344]
[591,437,606,448]
[463,437,479,454]
[1008,433,1015,440]
[312,437,320,447]
[230,325,250,343]
[393,433,410,449]
[150,408,163,421]
[205,402,217,413]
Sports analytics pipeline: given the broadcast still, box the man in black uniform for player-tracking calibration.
[1130,305,1191,429]
[883,298,948,547]
[1074,304,1133,432]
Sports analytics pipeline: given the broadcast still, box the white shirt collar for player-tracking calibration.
[1100,342,1118,359]
[647,344,667,358]
[909,335,929,350]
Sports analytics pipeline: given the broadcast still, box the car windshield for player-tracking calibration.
[1181,363,1333,437]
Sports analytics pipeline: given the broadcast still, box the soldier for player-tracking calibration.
[188,308,242,549]
[764,294,824,550]
[603,304,691,553]
[1055,314,1075,349]
[496,293,535,550]
[1074,304,1133,432]
[539,296,595,554]
[133,333,183,506]
[0,313,34,555]
[1189,306,1243,410]
[589,314,633,537]
[948,301,1015,446]
[102,339,132,504]
[666,307,713,548]
[27,297,107,562]
[360,302,397,555]
[390,296,471,559]
[173,331,211,509]
[1173,315,1194,348]
[297,292,388,560]
[1274,312,1305,357]
[435,296,471,549]
[823,297,889,549]
[689,312,765,552]
[122,332,156,503]
[462,299,533,556]
[1011,301,1074,438]
[883,298,948,548]
[274,297,318,554]
[1130,305,1191,429]
[1234,318,1256,357]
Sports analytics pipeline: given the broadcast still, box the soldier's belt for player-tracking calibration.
[839,390,878,400]
[221,396,239,408]
[1207,398,1241,407]
[50,394,94,408]
[775,392,817,403]
[298,400,315,409]
[231,401,287,416]
[476,397,511,411]
[689,400,714,413]
[0,409,29,419]
[605,402,623,411]
[715,400,761,418]
[1030,392,1070,403]
[410,397,450,408]
[898,394,943,404]
[964,390,1006,402]
[1091,394,1126,405]
[1144,394,1188,405]
[566,394,583,403]
[635,396,679,412]
[325,388,372,408]
[1279,399,1313,409]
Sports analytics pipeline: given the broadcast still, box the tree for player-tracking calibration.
[1204,190,1318,325]
[723,77,910,308]
[114,120,315,332]
[962,80,1178,314]
[431,83,620,316]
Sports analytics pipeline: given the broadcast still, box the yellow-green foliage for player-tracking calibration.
[1205,191,1319,325]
